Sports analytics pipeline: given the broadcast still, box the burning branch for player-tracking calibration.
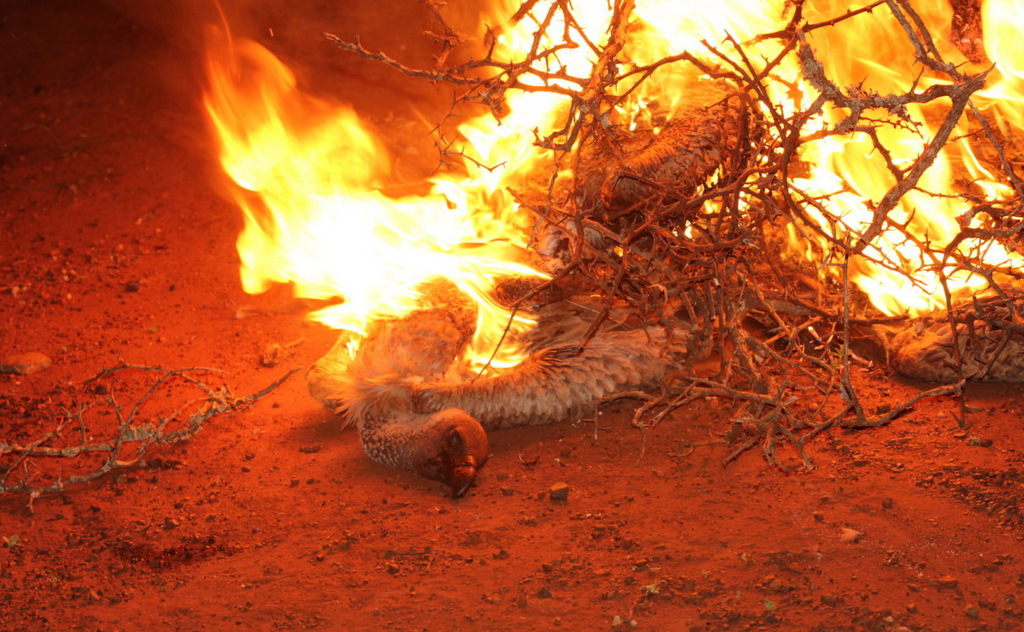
[317,0,1024,467]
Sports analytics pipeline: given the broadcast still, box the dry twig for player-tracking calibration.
[0,365,298,500]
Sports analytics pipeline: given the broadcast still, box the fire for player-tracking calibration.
[202,29,548,370]
[625,0,1024,317]
[783,0,1020,316]
[204,0,1024,358]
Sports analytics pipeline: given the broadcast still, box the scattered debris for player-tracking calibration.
[260,337,305,367]
[0,364,299,498]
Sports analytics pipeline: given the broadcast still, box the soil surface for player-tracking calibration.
[2,1,1023,631]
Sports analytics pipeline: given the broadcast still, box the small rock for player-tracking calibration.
[965,603,980,619]
[906,602,917,613]
[936,575,958,589]
[882,497,894,509]
[0,352,52,375]
[839,527,863,543]
[536,587,552,599]
[549,482,570,502]
[124,280,141,292]
[261,342,282,367]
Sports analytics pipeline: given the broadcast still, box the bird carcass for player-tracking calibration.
[306,281,693,496]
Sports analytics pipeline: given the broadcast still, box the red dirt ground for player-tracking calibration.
[2,1,1023,630]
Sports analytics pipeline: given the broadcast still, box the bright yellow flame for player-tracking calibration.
[979,0,1024,135]
[626,0,1023,316]
[984,0,1024,81]
[203,31,546,369]
[205,0,1024,357]
[789,0,1019,315]
[431,0,616,210]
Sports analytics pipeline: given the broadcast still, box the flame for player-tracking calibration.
[203,29,548,369]
[205,0,1024,357]
[626,0,1024,317]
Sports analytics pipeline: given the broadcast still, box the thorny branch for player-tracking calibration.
[330,1,1023,466]
[0,365,297,502]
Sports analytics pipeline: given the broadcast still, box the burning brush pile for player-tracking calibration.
[200,0,1024,492]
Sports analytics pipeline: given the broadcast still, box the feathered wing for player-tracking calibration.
[410,328,688,430]
[306,299,691,480]
[306,301,474,424]
[887,319,1024,382]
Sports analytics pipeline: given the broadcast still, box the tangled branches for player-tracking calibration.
[0,365,297,501]
[330,0,1024,466]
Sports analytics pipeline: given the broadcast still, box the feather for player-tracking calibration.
[307,288,692,473]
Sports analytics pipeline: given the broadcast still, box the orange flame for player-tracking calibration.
[205,0,1024,352]
[203,29,547,369]
[627,0,1024,316]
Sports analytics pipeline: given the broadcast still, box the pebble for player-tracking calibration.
[0,351,52,375]
[839,527,863,543]
[549,482,570,502]
[936,575,958,589]
[261,342,282,367]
